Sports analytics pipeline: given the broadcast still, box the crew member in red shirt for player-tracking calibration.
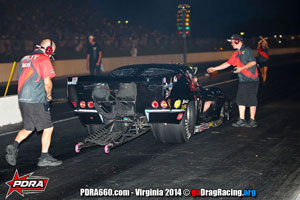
[5,39,62,167]
[207,34,259,128]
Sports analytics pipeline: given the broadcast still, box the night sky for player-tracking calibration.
[89,0,300,38]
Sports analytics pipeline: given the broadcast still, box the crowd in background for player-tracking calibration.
[1,0,300,62]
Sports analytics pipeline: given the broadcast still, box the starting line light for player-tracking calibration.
[177,4,191,36]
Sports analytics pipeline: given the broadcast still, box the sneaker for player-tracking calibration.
[232,118,250,128]
[37,154,62,167]
[248,119,258,128]
[5,144,18,166]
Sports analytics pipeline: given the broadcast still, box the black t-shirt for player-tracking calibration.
[87,43,101,64]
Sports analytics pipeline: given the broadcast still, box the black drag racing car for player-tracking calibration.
[67,64,232,153]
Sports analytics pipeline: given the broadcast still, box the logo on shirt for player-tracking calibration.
[21,63,31,68]
[23,55,38,62]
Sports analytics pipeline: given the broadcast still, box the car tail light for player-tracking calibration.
[177,113,183,120]
[71,101,77,107]
[80,101,86,108]
[87,101,94,108]
[152,101,159,108]
[160,100,168,108]
[174,100,181,109]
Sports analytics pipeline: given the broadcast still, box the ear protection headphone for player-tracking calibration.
[234,38,240,45]
[36,40,54,56]
[44,40,53,56]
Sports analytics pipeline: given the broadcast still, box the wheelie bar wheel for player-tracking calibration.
[75,143,82,153]
[104,143,113,154]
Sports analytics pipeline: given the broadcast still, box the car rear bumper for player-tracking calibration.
[74,109,104,124]
[145,109,185,124]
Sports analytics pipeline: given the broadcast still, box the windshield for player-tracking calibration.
[139,68,176,77]
[110,67,177,78]
[110,67,137,77]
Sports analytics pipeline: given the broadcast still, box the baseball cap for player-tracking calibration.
[227,34,243,42]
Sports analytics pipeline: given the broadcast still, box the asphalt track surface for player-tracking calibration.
[1,54,300,200]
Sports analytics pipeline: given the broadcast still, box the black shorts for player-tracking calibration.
[236,81,259,107]
[19,103,53,132]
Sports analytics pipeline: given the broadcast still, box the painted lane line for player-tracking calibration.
[0,116,78,137]
[53,116,78,124]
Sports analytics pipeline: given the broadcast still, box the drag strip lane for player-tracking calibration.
[1,58,300,200]
[0,116,78,137]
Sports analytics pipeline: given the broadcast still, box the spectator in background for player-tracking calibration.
[130,47,138,57]
[86,35,102,75]
[257,36,270,83]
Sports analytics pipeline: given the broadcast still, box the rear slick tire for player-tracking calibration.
[152,101,196,143]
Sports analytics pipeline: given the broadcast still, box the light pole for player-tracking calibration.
[183,33,187,64]
[177,4,191,65]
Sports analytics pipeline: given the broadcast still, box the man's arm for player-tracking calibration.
[207,62,231,73]
[257,40,263,49]
[86,54,90,70]
[96,51,102,66]
[44,77,53,101]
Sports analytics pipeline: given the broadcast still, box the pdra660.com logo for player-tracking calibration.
[5,169,49,199]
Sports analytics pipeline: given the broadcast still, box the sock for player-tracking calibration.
[41,152,50,159]
[13,141,19,149]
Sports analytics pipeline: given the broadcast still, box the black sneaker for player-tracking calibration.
[5,144,18,166]
[232,118,250,128]
[248,119,258,128]
[37,154,62,167]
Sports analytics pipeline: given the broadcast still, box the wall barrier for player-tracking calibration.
[0,47,299,127]
[0,95,22,127]
[1,47,300,84]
